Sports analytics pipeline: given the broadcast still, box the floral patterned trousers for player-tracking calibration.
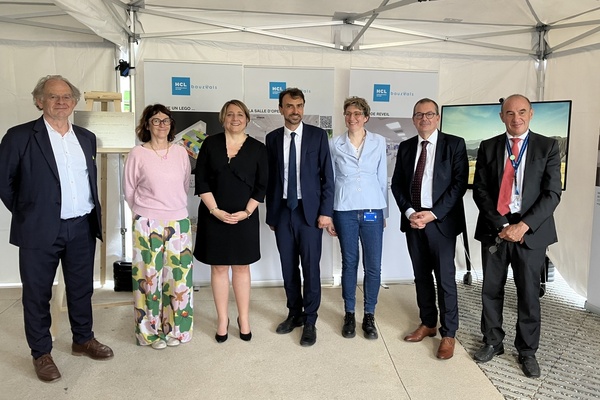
[132,216,194,345]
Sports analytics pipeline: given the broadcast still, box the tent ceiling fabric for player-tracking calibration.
[2,1,600,57]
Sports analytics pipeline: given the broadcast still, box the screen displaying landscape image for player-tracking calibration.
[440,100,571,190]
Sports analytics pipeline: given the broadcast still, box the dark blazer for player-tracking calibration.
[265,123,334,227]
[0,116,102,248]
[472,131,561,249]
[391,131,468,237]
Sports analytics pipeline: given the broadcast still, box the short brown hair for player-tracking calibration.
[136,104,176,143]
[278,88,305,107]
[412,98,439,116]
[343,96,371,116]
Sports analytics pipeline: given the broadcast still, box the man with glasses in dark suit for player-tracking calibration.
[391,98,468,360]
[0,75,113,382]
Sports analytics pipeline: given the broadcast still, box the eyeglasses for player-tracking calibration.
[46,94,74,102]
[150,118,172,126]
[413,112,437,120]
[344,112,365,118]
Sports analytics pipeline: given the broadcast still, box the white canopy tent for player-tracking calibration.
[1,1,599,304]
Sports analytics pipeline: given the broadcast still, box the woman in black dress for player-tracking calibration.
[194,99,268,343]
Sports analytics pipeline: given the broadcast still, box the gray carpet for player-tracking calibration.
[456,269,600,399]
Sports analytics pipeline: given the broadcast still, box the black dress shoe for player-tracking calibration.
[300,323,317,347]
[342,312,356,338]
[518,355,541,378]
[237,317,252,341]
[276,315,305,334]
[473,343,504,362]
[362,313,378,340]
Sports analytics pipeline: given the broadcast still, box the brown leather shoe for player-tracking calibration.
[436,337,456,359]
[32,354,61,382]
[404,325,437,342]
[72,338,114,360]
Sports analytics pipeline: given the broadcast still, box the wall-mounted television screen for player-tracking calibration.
[439,100,571,190]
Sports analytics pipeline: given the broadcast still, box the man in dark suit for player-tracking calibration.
[0,75,113,383]
[265,88,334,347]
[391,98,468,360]
[472,94,561,378]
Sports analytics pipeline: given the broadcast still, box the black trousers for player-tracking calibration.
[405,223,458,337]
[480,238,545,356]
[19,214,96,358]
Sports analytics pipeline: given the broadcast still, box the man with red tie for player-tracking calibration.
[472,94,562,378]
[391,98,468,360]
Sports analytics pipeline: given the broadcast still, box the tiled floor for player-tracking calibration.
[0,282,502,400]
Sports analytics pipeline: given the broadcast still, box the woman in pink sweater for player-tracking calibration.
[124,104,193,350]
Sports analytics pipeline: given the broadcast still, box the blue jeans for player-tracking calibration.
[333,210,384,314]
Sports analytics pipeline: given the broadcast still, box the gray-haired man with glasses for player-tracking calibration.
[0,75,113,383]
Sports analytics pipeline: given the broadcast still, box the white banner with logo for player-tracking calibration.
[349,68,439,281]
[144,60,243,111]
[244,66,336,284]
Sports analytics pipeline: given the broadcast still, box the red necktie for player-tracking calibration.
[497,138,521,216]
[411,140,428,210]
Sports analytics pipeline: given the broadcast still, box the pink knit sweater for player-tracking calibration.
[124,144,191,221]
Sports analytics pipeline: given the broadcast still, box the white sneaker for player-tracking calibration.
[166,337,180,347]
[151,340,167,350]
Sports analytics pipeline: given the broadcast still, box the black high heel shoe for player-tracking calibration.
[215,318,229,343]
[237,317,252,341]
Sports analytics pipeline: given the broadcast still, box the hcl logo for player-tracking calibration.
[373,84,391,102]
[172,77,191,96]
[270,82,286,99]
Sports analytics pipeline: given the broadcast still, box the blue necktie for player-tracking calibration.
[287,132,298,210]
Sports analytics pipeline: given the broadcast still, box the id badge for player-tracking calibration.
[363,211,377,222]
[513,195,522,210]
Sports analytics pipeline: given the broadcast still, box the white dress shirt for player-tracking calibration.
[504,130,529,214]
[45,119,94,219]
[406,129,438,218]
[283,122,303,200]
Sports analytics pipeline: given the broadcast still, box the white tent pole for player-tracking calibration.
[535,25,547,101]
[128,6,137,116]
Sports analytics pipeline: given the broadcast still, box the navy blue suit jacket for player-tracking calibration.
[265,123,334,227]
[0,116,102,249]
[472,131,561,249]
[391,131,469,237]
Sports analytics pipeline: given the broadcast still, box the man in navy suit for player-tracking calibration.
[0,75,113,382]
[472,94,561,378]
[391,98,468,360]
[265,88,334,347]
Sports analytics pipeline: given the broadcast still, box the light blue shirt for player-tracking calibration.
[45,119,94,219]
[329,130,388,218]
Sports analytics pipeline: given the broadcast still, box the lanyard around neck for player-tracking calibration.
[505,135,529,172]
[505,135,529,196]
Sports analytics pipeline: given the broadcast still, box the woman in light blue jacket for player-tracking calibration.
[326,96,388,340]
